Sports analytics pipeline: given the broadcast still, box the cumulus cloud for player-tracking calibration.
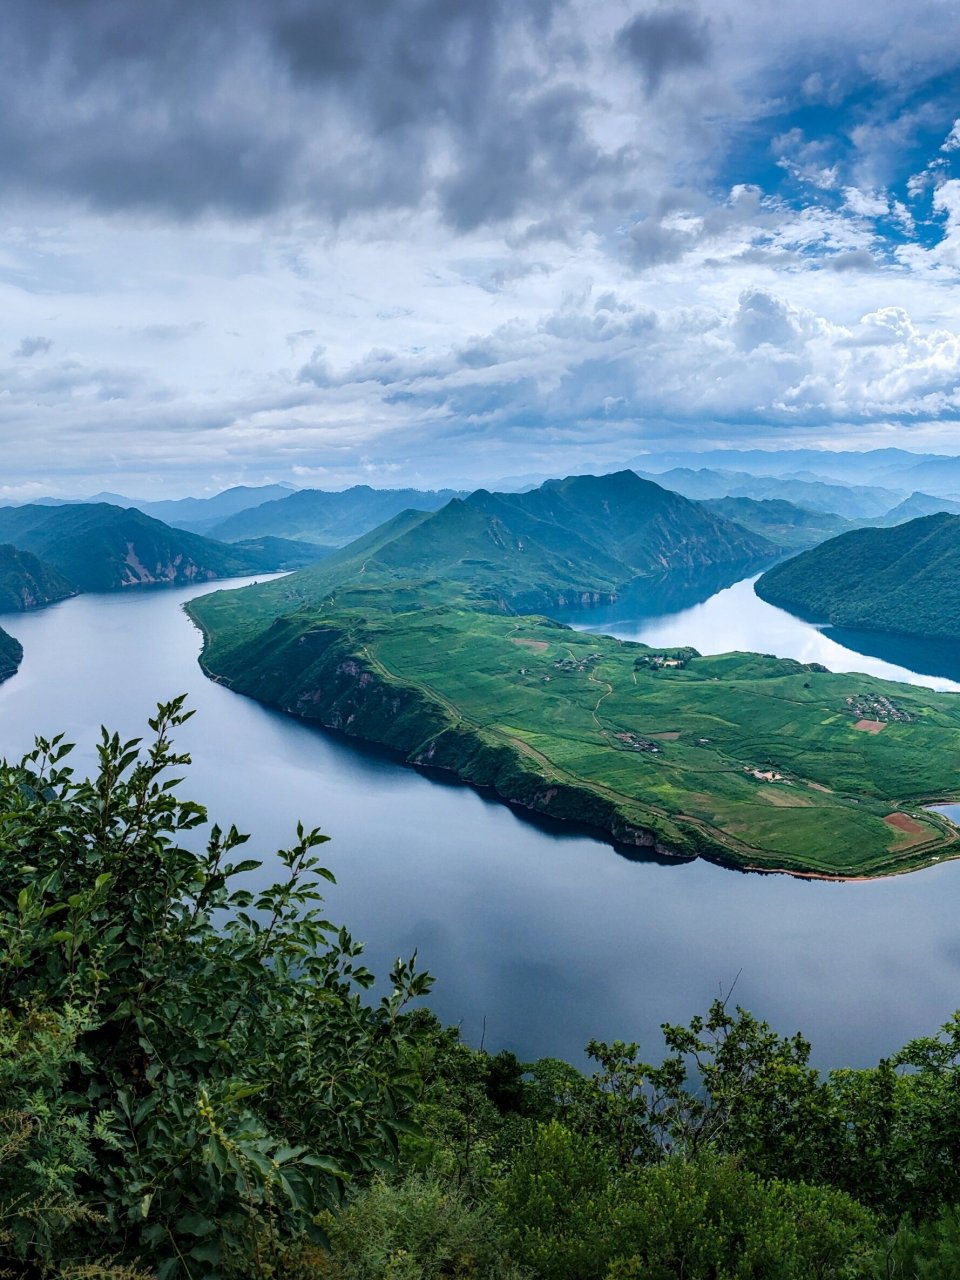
[3,0,960,493]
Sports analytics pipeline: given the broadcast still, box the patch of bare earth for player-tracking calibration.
[807,782,833,793]
[884,812,925,834]
[884,812,932,849]
[854,719,886,733]
[648,731,680,740]
[511,638,548,653]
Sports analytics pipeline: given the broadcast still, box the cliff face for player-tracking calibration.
[0,544,77,611]
[0,503,276,592]
[0,626,23,683]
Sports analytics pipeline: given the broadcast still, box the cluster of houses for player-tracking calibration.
[845,693,913,723]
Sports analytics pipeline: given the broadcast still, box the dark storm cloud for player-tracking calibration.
[0,0,633,228]
[616,5,710,94]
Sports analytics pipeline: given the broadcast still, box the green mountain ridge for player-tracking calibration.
[198,471,774,622]
[755,513,960,639]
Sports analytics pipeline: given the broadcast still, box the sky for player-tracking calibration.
[4,0,960,498]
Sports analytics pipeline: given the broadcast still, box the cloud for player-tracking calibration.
[615,5,711,94]
[13,335,52,357]
[843,188,889,218]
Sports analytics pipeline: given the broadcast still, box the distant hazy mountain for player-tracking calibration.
[755,513,960,639]
[209,485,466,545]
[872,492,960,525]
[892,458,960,498]
[0,504,283,592]
[700,497,856,550]
[0,544,77,611]
[251,471,776,616]
[0,626,22,682]
[637,467,904,520]
[0,485,300,533]
[105,484,300,532]
[631,448,950,487]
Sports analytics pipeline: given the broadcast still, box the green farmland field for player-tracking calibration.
[189,590,960,877]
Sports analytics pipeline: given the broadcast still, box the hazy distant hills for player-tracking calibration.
[755,513,960,639]
[209,484,466,545]
[116,484,300,532]
[873,491,960,524]
[0,503,286,593]
[636,467,905,520]
[631,447,954,488]
[0,544,77,611]
[0,484,300,534]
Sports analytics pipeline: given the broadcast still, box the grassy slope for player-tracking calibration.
[755,514,960,639]
[189,590,960,876]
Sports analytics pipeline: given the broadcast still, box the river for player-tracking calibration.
[1,572,959,1071]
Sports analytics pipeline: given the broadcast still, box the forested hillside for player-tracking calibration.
[0,503,284,591]
[755,513,960,639]
[0,543,76,610]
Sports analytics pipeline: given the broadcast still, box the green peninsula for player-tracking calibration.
[188,473,960,878]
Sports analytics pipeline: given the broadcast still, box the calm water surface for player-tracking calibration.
[2,574,960,1070]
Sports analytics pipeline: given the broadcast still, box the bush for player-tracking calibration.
[0,700,433,1278]
[314,1174,527,1280]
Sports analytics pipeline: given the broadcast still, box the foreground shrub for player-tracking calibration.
[497,1122,878,1280]
[313,1173,527,1280]
[0,699,433,1278]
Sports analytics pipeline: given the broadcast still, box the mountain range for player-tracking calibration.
[233,470,776,618]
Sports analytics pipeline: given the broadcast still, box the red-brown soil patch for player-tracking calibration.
[854,719,886,733]
[884,812,925,834]
[511,637,548,653]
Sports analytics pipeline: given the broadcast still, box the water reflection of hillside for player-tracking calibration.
[554,560,776,628]
[823,627,960,686]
